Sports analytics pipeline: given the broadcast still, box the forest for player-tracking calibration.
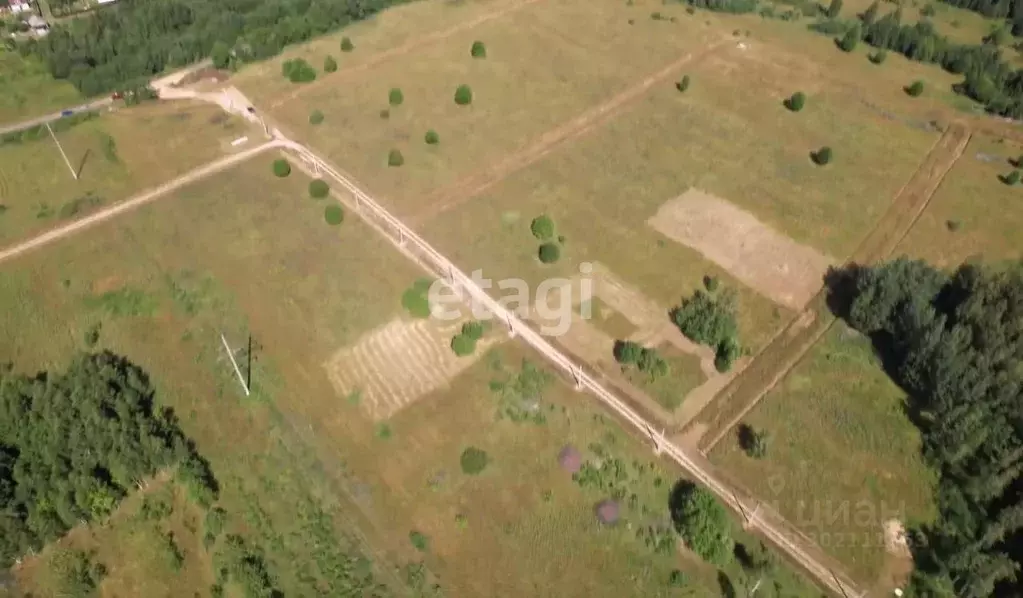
[20,0,406,96]
[0,351,216,567]
[833,259,1023,597]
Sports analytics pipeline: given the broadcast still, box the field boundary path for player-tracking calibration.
[410,38,732,226]
[689,122,972,454]
[0,140,279,265]
[171,82,868,596]
[268,0,547,109]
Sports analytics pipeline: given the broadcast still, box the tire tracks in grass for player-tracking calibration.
[408,38,731,226]
[689,122,972,454]
[268,0,547,110]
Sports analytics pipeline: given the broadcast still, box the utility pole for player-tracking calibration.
[46,121,77,180]
[220,331,250,396]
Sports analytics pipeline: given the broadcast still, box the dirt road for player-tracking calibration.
[0,140,279,265]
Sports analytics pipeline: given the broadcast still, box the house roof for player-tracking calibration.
[27,15,47,28]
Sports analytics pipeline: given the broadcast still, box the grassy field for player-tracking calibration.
[897,135,1023,267]
[0,49,83,124]
[234,0,721,216]
[710,322,937,587]
[0,100,257,247]
[0,155,823,597]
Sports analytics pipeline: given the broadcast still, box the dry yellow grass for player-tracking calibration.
[0,101,257,246]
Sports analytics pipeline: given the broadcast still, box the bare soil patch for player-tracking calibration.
[324,315,504,421]
[649,189,835,311]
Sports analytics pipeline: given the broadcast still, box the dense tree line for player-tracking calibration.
[835,258,1023,597]
[19,0,408,96]
[0,351,216,567]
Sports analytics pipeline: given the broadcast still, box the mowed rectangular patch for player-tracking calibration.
[648,190,835,310]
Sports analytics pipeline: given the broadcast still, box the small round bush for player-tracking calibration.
[676,75,691,93]
[785,91,805,112]
[309,109,324,125]
[324,204,344,225]
[323,55,337,73]
[409,531,429,552]
[703,275,719,292]
[424,129,440,145]
[812,146,832,166]
[530,214,555,240]
[1003,170,1021,185]
[538,242,561,264]
[309,179,330,198]
[460,446,489,475]
[388,149,404,167]
[906,80,925,97]
[451,333,477,356]
[272,159,291,178]
[341,36,354,52]
[869,50,888,65]
[470,40,487,58]
[454,84,473,106]
[379,109,390,120]
[389,88,404,106]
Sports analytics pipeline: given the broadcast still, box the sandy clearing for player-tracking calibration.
[648,189,835,311]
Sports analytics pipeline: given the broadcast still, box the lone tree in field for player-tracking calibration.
[906,80,925,97]
[470,40,487,58]
[460,447,489,475]
[323,55,337,73]
[812,146,833,165]
[454,84,473,106]
[676,75,691,92]
[282,58,316,83]
[784,91,806,112]
[669,480,734,565]
[389,88,404,106]
[738,424,769,458]
[272,159,291,177]
[341,36,354,52]
[309,109,324,125]
[838,24,860,52]
[869,50,888,65]
[324,205,343,226]
[538,242,561,264]
[388,149,404,167]
[309,179,329,198]
[530,214,555,240]
[827,0,843,18]
[424,129,440,145]
[451,333,477,356]
[1001,170,1021,185]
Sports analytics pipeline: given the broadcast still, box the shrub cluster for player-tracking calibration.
[670,288,741,372]
[388,149,404,167]
[470,40,487,58]
[669,481,734,565]
[460,446,489,474]
[454,84,473,106]
[538,242,561,264]
[324,205,343,226]
[400,279,433,318]
[309,109,324,125]
[323,55,337,73]
[309,179,330,198]
[784,91,806,111]
[341,36,354,52]
[282,58,316,83]
[451,321,485,356]
[905,80,925,97]
[272,158,291,177]
[812,146,832,165]
[389,87,404,106]
[613,340,669,380]
[530,215,555,240]
[424,129,440,145]
[738,423,769,458]
[676,75,691,92]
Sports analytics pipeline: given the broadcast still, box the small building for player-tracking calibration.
[95,0,117,4]
[27,14,47,31]
[7,0,30,13]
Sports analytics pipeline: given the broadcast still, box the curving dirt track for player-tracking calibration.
[689,122,972,453]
